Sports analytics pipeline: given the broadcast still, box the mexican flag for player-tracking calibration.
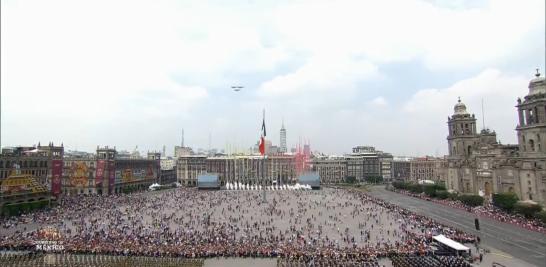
[259,111,266,155]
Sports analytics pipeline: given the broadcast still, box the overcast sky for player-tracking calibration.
[1,0,545,156]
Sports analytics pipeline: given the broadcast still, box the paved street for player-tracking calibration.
[366,186,546,267]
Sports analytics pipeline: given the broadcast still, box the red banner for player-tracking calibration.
[51,160,63,197]
[96,160,105,186]
[108,161,115,194]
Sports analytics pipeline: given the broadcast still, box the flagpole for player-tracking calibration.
[262,109,267,203]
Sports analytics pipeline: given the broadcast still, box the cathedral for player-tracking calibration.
[446,71,546,205]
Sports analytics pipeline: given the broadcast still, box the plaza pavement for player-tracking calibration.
[365,185,546,267]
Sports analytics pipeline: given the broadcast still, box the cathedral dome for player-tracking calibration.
[454,97,468,115]
[528,70,545,96]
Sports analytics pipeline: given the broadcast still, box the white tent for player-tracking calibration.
[432,235,470,252]
[149,183,161,190]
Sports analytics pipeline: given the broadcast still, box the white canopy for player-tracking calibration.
[432,235,470,251]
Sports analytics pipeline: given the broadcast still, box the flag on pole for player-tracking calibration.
[259,110,266,155]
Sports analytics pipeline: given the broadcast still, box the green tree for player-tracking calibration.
[537,210,546,224]
[345,176,356,184]
[423,185,437,197]
[514,202,543,218]
[436,190,449,199]
[492,192,519,212]
[458,195,484,207]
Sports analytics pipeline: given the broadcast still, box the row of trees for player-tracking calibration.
[392,181,484,206]
[1,199,50,217]
[392,181,545,223]
[345,176,384,184]
[492,192,545,223]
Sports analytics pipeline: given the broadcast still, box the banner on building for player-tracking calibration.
[51,160,63,196]
[108,161,115,193]
[69,162,88,188]
[96,160,105,186]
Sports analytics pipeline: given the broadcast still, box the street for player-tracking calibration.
[366,186,546,267]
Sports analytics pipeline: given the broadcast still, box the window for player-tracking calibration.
[529,139,535,152]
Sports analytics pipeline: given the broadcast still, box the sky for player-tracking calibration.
[1,0,545,156]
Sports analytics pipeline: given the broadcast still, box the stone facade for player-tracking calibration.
[409,157,448,184]
[391,159,411,181]
[312,157,346,184]
[311,146,393,184]
[0,143,64,187]
[177,155,296,187]
[446,72,546,205]
[63,147,160,195]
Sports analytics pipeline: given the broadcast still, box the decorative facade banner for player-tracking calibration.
[108,161,115,193]
[146,164,154,178]
[122,169,134,182]
[51,160,63,196]
[69,162,88,188]
[96,160,105,186]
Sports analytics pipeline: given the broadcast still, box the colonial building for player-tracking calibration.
[311,146,393,184]
[0,144,64,184]
[178,155,296,187]
[446,71,546,204]
[409,156,448,184]
[312,157,346,184]
[63,147,160,195]
[391,158,412,181]
[177,156,207,186]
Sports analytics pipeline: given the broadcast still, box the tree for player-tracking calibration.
[492,192,519,212]
[423,185,437,197]
[408,184,423,193]
[345,176,356,184]
[436,190,449,199]
[514,202,542,218]
[458,195,484,207]
[537,210,546,224]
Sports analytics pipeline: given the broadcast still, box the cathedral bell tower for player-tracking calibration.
[447,98,478,157]
[516,70,546,156]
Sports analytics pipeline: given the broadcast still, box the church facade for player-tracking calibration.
[446,71,546,205]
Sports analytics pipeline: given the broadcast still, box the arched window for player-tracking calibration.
[529,139,535,152]
[467,146,472,155]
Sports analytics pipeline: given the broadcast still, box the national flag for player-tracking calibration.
[259,110,266,155]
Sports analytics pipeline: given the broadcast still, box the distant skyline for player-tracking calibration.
[1,0,545,156]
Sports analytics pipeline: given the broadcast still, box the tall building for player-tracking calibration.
[446,71,546,204]
[280,121,287,153]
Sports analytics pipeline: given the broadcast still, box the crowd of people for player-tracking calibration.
[1,187,475,263]
[393,189,546,234]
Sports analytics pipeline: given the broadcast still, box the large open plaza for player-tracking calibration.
[1,187,480,266]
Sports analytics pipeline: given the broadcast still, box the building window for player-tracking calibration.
[529,139,535,152]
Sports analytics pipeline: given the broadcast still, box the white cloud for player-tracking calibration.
[400,68,529,154]
[258,55,378,98]
[1,0,543,154]
[272,0,544,70]
[371,97,388,107]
